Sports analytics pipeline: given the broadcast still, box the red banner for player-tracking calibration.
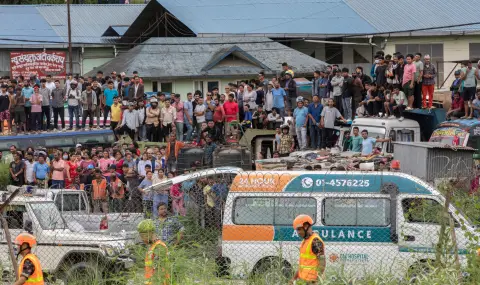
[10,51,66,80]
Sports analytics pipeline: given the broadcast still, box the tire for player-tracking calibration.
[57,261,106,285]
[408,260,432,283]
[252,257,292,285]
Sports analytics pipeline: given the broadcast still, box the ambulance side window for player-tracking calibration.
[233,197,317,225]
[402,198,443,224]
[323,198,390,227]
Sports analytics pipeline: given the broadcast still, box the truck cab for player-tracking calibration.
[351,117,421,154]
[0,194,134,284]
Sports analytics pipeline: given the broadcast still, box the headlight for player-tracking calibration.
[101,245,117,257]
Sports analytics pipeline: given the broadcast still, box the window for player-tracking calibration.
[207,81,219,93]
[194,81,204,94]
[233,197,316,225]
[395,44,444,87]
[387,130,396,153]
[152,81,158,93]
[45,137,75,147]
[3,205,26,229]
[55,193,85,212]
[30,203,66,230]
[397,129,414,142]
[353,49,369,64]
[402,198,444,224]
[160,82,173,93]
[323,198,390,226]
[325,38,343,64]
[469,43,480,61]
[76,135,104,145]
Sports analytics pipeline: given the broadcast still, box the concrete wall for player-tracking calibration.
[384,35,480,89]
[144,77,252,100]
[82,47,116,75]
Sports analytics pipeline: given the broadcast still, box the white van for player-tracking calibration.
[220,170,477,279]
[351,118,420,154]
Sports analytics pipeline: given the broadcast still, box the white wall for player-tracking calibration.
[384,35,480,89]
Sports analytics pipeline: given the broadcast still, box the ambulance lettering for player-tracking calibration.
[239,178,275,185]
[292,229,372,240]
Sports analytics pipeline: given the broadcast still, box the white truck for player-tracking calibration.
[2,187,145,239]
[0,192,135,284]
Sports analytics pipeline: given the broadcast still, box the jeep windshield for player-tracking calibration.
[30,202,66,230]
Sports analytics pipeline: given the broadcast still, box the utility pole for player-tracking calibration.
[67,0,73,75]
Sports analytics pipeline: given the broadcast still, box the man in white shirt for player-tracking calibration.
[24,152,35,185]
[45,75,56,91]
[386,86,407,121]
[194,97,206,143]
[267,108,283,130]
[115,102,139,141]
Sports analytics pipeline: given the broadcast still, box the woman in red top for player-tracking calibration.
[65,152,78,189]
[113,151,124,175]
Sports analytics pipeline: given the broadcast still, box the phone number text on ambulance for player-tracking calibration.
[315,179,370,187]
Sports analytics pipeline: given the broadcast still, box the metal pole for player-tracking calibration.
[67,0,73,75]
[0,188,21,279]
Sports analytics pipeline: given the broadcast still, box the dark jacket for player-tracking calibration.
[285,79,297,98]
[128,84,144,101]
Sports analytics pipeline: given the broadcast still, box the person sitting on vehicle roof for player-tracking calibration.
[277,125,295,157]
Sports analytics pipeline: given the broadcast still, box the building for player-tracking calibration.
[86,37,327,97]
[117,0,480,89]
[0,4,145,77]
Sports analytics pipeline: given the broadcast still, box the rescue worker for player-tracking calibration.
[289,215,326,285]
[137,219,169,285]
[13,232,44,285]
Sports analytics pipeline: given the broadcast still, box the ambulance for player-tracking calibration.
[220,170,477,279]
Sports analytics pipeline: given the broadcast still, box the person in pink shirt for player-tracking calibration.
[30,84,43,133]
[222,93,239,139]
[98,150,114,176]
[50,150,69,189]
[173,94,184,141]
[402,54,416,110]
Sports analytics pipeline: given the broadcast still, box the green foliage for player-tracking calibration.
[0,163,11,186]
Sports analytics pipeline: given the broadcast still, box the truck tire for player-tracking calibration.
[251,257,292,285]
[58,261,106,285]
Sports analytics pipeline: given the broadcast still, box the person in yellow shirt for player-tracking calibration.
[13,233,44,285]
[110,96,122,130]
[290,215,326,285]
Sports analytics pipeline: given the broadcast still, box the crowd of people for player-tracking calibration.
[5,142,227,229]
[0,50,444,153]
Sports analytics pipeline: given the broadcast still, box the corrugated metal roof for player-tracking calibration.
[0,4,145,45]
[0,6,64,45]
[37,4,145,43]
[345,0,480,34]
[156,0,480,36]
[157,0,377,35]
[85,37,327,78]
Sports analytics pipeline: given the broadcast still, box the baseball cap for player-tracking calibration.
[150,98,158,103]
[76,144,82,148]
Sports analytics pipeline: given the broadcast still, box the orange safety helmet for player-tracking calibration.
[293,215,314,230]
[14,233,37,248]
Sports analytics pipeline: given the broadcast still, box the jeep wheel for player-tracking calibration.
[58,261,106,285]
